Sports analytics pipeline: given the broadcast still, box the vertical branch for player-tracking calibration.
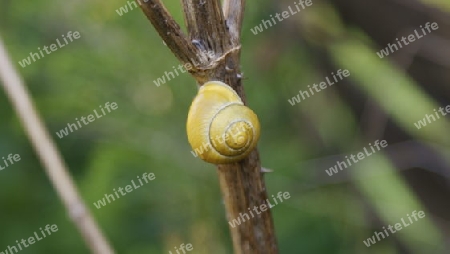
[217,151,278,254]
[223,0,246,42]
[0,36,115,254]
[182,0,230,53]
[181,0,200,40]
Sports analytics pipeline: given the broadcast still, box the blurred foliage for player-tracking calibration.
[0,0,449,253]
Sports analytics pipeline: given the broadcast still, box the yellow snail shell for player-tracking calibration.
[186,81,260,164]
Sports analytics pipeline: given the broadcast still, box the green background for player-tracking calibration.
[1,0,449,253]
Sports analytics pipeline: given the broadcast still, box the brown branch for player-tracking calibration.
[139,2,278,253]
[223,0,246,42]
[181,0,200,39]
[139,0,202,65]
[218,151,278,254]
[184,0,230,53]
[181,0,229,44]
[0,36,114,254]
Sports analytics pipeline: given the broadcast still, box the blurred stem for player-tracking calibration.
[0,36,115,254]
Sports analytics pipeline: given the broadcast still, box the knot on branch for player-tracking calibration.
[184,44,242,84]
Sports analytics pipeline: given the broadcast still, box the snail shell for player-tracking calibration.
[187,81,260,164]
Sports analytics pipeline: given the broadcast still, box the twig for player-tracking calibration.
[0,36,114,254]
[182,0,229,53]
[223,0,246,42]
[139,0,202,66]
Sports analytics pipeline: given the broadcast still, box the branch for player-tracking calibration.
[0,36,114,254]
[218,151,279,254]
[181,0,200,39]
[223,0,245,42]
[139,0,202,65]
[181,0,230,53]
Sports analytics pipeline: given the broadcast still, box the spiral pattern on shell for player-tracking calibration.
[186,81,261,164]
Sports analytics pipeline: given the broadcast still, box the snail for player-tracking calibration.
[186,81,260,164]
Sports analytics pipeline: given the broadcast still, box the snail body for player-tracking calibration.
[186,81,260,164]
